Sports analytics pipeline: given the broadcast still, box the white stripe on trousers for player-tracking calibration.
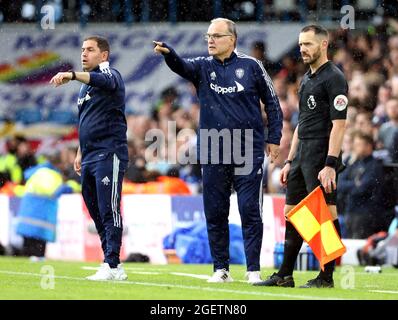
[258,159,266,222]
[111,154,121,227]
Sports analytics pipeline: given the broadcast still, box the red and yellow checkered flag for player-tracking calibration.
[287,186,346,271]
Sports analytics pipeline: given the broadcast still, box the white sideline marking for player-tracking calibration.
[125,267,167,272]
[0,269,345,300]
[82,266,236,280]
[369,290,398,294]
[170,272,210,280]
[82,267,255,281]
[128,271,161,275]
[81,266,166,272]
[81,266,160,275]
[356,272,398,276]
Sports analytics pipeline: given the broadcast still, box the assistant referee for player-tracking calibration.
[255,25,348,288]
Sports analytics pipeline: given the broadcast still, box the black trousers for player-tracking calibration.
[23,237,46,257]
[285,138,341,205]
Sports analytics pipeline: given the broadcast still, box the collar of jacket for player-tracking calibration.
[307,60,331,78]
[92,61,110,73]
[212,51,237,66]
[357,154,374,163]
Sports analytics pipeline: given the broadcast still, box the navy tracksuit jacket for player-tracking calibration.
[77,61,128,268]
[163,45,283,271]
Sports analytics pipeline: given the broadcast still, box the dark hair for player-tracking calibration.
[301,25,329,38]
[252,41,265,52]
[354,131,374,148]
[161,86,178,100]
[84,35,110,58]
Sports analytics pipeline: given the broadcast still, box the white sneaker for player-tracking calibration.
[29,256,45,263]
[86,263,115,281]
[245,271,262,284]
[86,263,128,281]
[112,264,128,281]
[207,269,233,283]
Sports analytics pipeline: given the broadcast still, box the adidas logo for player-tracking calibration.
[221,273,228,280]
[101,176,110,186]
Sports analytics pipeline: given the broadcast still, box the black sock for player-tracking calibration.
[278,221,303,277]
[319,219,341,281]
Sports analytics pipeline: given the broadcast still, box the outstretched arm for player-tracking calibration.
[50,66,117,90]
[153,41,199,83]
[50,71,90,87]
[153,41,170,55]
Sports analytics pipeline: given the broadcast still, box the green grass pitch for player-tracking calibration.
[0,256,397,300]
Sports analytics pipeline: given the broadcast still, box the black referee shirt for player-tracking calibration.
[297,61,348,139]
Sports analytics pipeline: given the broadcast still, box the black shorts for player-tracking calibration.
[285,138,341,206]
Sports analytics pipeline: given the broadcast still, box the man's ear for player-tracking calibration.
[102,51,109,62]
[322,40,329,50]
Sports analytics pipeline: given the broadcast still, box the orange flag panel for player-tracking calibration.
[287,186,346,271]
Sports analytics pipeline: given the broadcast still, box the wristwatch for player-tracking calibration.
[284,159,292,166]
[69,70,76,80]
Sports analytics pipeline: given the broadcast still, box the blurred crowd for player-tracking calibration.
[2,0,398,24]
[1,19,398,239]
[0,135,80,189]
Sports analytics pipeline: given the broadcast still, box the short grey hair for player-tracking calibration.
[210,18,237,47]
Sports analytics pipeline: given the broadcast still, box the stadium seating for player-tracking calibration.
[14,108,43,125]
[46,110,78,125]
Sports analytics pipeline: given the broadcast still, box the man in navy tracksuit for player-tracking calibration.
[154,18,283,283]
[50,36,128,281]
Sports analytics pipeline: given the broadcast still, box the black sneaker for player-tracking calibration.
[299,276,334,288]
[252,272,295,287]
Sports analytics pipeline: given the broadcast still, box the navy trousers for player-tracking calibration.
[81,153,127,268]
[202,161,265,272]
